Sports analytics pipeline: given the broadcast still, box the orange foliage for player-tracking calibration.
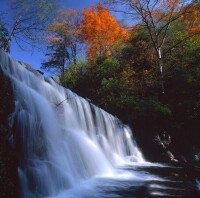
[81,4,127,60]
[46,9,81,45]
[181,4,200,35]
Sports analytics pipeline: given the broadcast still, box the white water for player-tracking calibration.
[0,50,145,198]
[197,179,200,191]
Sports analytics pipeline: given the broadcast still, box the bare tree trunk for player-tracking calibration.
[73,46,77,65]
[158,48,165,94]
[4,19,21,52]
[72,44,77,65]
[62,57,65,76]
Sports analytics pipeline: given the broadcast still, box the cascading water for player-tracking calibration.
[0,49,145,198]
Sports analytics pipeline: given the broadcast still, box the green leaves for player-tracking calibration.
[60,60,87,88]
[97,58,121,78]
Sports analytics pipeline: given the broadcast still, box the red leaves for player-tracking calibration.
[81,4,127,60]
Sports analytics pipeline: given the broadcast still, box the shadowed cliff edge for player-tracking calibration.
[0,67,19,198]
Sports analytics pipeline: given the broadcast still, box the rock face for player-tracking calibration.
[0,68,19,198]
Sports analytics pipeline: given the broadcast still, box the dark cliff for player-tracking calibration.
[0,68,19,198]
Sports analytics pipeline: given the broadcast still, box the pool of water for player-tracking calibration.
[53,163,200,198]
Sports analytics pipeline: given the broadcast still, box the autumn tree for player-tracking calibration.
[180,1,200,36]
[42,9,82,75]
[81,4,127,60]
[102,0,199,94]
[1,0,57,52]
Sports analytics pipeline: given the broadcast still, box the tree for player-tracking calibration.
[181,1,200,36]
[41,9,82,75]
[102,0,199,94]
[1,0,57,52]
[0,20,9,51]
[60,60,87,89]
[119,28,158,97]
[81,4,127,61]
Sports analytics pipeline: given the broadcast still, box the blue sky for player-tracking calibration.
[62,0,99,9]
[1,0,99,72]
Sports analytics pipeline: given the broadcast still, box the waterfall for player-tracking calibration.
[0,50,144,198]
